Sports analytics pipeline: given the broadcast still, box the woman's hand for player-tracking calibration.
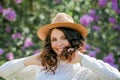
[23,53,42,66]
[67,51,82,64]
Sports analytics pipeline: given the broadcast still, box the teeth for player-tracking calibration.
[58,49,63,51]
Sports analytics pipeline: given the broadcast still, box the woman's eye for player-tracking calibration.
[51,38,56,41]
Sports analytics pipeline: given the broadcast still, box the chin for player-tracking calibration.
[55,51,62,55]
[57,52,61,55]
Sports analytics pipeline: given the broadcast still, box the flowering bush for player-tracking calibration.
[0,0,120,79]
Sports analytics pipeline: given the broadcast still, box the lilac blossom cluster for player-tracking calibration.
[80,9,100,31]
[85,44,118,69]
[2,8,16,21]
[80,0,120,32]
[111,0,120,14]
[0,0,36,60]
[0,31,34,60]
[0,0,22,21]
[80,0,120,68]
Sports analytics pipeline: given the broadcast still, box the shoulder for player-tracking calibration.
[12,65,42,80]
[77,67,99,80]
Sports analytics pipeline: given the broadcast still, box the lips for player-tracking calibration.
[57,48,63,52]
[53,47,65,55]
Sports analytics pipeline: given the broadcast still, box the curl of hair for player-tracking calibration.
[59,27,85,62]
[40,27,85,74]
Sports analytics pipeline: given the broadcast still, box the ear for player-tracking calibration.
[79,41,86,53]
[82,41,86,49]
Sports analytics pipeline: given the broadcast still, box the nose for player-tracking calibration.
[56,40,64,47]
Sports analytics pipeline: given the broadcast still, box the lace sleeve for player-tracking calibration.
[0,58,40,80]
[79,52,120,80]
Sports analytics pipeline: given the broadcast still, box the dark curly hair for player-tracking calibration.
[40,27,85,74]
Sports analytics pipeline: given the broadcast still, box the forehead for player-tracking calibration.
[50,28,65,37]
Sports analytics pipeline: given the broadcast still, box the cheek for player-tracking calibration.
[51,42,56,49]
[65,41,70,46]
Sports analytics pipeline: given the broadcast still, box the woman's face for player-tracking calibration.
[50,29,70,55]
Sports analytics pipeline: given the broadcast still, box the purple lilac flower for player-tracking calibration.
[54,0,61,4]
[23,38,34,48]
[14,0,22,4]
[12,32,22,40]
[88,51,97,57]
[116,10,120,14]
[108,17,116,24]
[111,1,117,10]
[85,44,91,50]
[89,9,96,16]
[111,0,120,14]
[110,63,119,69]
[113,25,120,31]
[94,48,100,53]
[92,25,100,31]
[80,14,93,26]
[0,5,3,13]
[98,0,107,7]
[103,54,119,69]
[2,8,16,21]
[5,26,12,33]
[0,48,4,55]
[34,50,40,54]
[103,53,115,64]
[93,15,99,21]
[89,9,99,22]
[6,52,14,60]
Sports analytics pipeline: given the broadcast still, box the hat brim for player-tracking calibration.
[37,22,88,41]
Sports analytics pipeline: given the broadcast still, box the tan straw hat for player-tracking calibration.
[37,13,88,41]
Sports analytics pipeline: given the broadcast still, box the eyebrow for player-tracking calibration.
[51,35,65,39]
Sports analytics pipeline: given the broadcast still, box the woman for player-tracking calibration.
[0,13,120,80]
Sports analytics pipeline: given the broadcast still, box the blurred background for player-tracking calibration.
[0,0,120,79]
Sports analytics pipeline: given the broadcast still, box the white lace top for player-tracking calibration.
[0,52,120,80]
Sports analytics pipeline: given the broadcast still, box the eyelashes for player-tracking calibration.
[51,36,67,42]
